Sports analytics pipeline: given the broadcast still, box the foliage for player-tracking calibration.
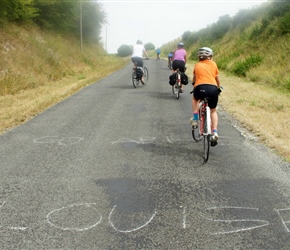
[0,0,37,24]
[117,44,132,57]
[0,0,106,43]
[144,42,155,51]
[209,15,232,41]
[231,54,263,77]
[249,18,270,39]
[268,0,290,19]
[33,0,106,42]
[278,12,290,34]
[182,31,198,48]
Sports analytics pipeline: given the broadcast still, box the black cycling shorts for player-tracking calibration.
[193,84,219,109]
[172,60,186,72]
[131,57,143,67]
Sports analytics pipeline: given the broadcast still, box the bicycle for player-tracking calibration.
[171,69,182,99]
[132,58,149,88]
[190,86,222,162]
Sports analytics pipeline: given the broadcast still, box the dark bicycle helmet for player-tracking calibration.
[137,39,143,44]
[177,42,184,48]
[197,47,213,59]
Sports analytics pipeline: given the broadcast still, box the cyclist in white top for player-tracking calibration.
[131,40,149,83]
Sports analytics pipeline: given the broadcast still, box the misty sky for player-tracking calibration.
[99,0,268,53]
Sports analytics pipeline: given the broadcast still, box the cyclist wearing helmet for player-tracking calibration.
[167,51,173,69]
[131,40,149,83]
[169,42,188,92]
[190,47,221,146]
[156,48,161,60]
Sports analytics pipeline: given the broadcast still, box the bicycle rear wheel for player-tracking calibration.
[132,71,139,88]
[176,87,180,99]
[192,104,203,142]
[203,107,211,162]
[176,73,181,99]
[204,134,210,162]
[142,67,149,85]
[192,120,203,142]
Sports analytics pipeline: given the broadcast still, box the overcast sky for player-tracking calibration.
[99,0,268,53]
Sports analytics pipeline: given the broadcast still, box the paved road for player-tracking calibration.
[0,59,290,249]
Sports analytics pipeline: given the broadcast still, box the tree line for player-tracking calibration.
[0,0,106,42]
[181,0,290,54]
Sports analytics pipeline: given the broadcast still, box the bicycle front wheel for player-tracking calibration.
[142,67,149,85]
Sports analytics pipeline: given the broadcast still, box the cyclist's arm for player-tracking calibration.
[214,62,220,88]
[192,75,196,86]
[215,75,220,88]
[143,49,149,59]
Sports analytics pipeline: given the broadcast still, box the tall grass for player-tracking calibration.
[0,24,127,96]
[0,24,128,133]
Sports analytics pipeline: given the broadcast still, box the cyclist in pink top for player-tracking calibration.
[172,42,187,72]
[169,42,188,92]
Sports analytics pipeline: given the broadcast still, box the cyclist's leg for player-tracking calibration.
[207,85,219,144]
[169,60,178,85]
[190,86,202,126]
[207,86,218,132]
[131,57,137,68]
[134,57,144,82]
[179,61,186,92]
[210,108,218,132]
[172,60,178,73]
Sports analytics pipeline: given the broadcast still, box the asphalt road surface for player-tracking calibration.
[1,59,290,250]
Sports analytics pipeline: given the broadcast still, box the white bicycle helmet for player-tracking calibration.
[177,42,184,48]
[197,47,213,58]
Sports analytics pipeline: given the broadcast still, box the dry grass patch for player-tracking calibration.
[0,23,129,134]
[0,59,128,134]
[218,72,290,161]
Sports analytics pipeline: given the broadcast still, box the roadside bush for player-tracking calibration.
[144,42,155,51]
[117,44,132,57]
[285,78,290,91]
[279,12,290,34]
[232,54,263,77]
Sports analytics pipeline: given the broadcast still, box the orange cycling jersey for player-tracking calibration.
[194,60,219,87]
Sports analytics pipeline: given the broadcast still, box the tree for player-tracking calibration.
[117,44,132,57]
[33,0,106,42]
[144,42,155,51]
[0,0,37,24]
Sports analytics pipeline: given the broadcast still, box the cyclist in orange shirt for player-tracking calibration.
[190,47,221,146]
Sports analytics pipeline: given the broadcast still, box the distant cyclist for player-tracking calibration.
[156,48,161,60]
[169,42,188,92]
[131,40,149,83]
[167,51,173,69]
[189,47,221,146]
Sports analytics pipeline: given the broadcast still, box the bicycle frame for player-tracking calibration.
[132,58,149,88]
[199,99,211,136]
